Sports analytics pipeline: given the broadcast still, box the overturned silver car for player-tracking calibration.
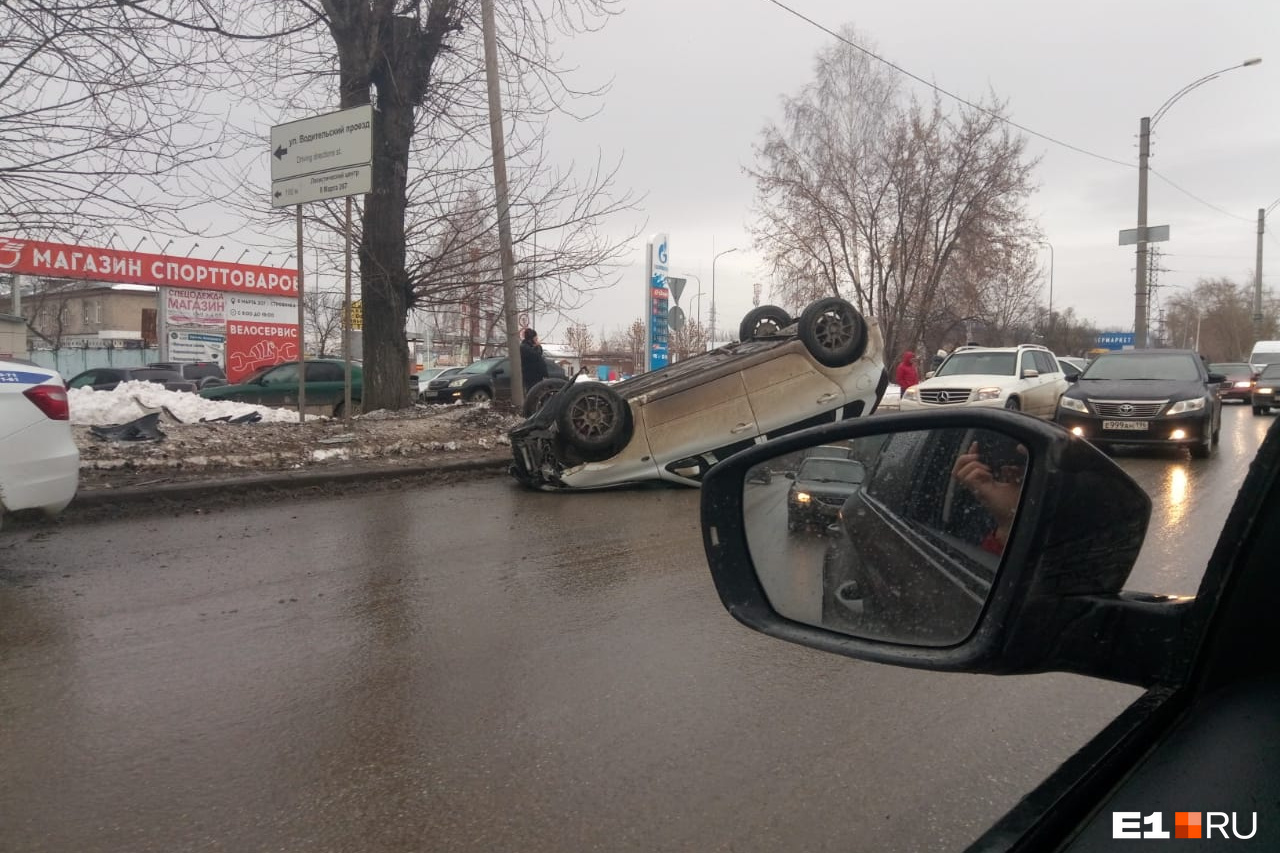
[509,297,887,490]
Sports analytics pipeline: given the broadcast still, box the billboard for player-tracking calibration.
[645,233,670,372]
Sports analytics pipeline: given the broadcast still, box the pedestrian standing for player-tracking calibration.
[520,328,548,392]
[895,351,920,390]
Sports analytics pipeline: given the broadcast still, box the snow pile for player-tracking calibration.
[69,381,302,426]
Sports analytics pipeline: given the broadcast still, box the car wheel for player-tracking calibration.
[465,387,492,403]
[1190,437,1212,459]
[739,305,792,341]
[1254,406,1266,415]
[1004,397,1021,411]
[333,400,362,418]
[798,297,868,367]
[556,382,631,461]
[523,378,569,418]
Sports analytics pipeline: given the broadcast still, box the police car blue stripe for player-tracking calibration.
[0,370,54,384]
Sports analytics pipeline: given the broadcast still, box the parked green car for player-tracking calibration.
[200,359,362,416]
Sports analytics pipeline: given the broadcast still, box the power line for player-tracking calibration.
[763,0,1134,169]
[1148,169,1255,223]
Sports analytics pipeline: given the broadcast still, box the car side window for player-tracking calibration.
[1020,352,1038,375]
[68,371,97,389]
[306,363,343,382]
[263,364,299,385]
[1034,351,1057,374]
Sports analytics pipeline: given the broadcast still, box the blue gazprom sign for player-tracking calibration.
[1096,332,1136,351]
[645,233,670,371]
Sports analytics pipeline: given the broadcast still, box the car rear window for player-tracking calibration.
[936,352,1016,377]
[1082,354,1201,381]
[130,368,182,381]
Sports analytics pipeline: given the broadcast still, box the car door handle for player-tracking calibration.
[730,422,752,434]
[816,392,838,404]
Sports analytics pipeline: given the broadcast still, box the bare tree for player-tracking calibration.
[624,318,646,372]
[1163,278,1277,361]
[302,291,345,357]
[564,323,593,362]
[749,26,1041,360]
[1,1,232,240]
[670,319,709,361]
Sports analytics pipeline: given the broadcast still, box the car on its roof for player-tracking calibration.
[1208,361,1255,402]
[899,344,1068,418]
[1,358,79,530]
[508,297,886,490]
[1055,348,1224,458]
[66,366,198,393]
[199,359,362,417]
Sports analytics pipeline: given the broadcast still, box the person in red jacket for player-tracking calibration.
[894,351,920,390]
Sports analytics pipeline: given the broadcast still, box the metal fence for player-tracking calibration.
[28,347,162,378]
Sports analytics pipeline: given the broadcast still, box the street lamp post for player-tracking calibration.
[710,248,738,347]
[677,272,703,324]
[1133,58,1261,349]
[1039,241,1054,343]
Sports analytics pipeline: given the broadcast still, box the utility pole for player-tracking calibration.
[1255,208,1266,340]
[1134,116,1151,349]
[480,0,523,407]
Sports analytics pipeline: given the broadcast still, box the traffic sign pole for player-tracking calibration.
[296,205,306,422]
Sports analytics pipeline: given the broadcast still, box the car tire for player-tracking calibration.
[798,297,868,367]
[1254,406,1266,415]
[556,382,631,461]
[739,305,792,341]
[523,378,569,418]
[1190,436,1212,459]
[1004,397,1021,411]
[465,387,492,403]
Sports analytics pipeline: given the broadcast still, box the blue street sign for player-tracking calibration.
[1096,332,1135,351]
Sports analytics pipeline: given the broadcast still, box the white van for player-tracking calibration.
[1249,341,1280,374]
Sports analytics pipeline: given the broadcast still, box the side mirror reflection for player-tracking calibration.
[742,428,1027,647]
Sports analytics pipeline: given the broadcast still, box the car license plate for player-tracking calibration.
[1102,420,1149,431]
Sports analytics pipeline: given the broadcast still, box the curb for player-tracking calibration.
[70,455,512,507]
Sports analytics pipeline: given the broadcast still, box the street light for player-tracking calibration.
[1038,241,1054,340]
[711,248,738,346]
[677,272,702,324]
[1133,57,1261,348]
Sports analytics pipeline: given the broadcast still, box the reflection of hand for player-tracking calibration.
[952,441,1023,547]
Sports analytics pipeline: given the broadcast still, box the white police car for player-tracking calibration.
[1,358,79,530]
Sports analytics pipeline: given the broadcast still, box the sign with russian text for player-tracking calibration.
[645,233,670,372]
[0,238,297,296]
[168,330,226,363]
[226,322,300,383]
[164,288,226,328]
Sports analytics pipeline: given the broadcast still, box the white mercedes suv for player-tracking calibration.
[898,344,1068,419]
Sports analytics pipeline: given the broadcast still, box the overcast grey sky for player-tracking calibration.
[548,0,1280,343]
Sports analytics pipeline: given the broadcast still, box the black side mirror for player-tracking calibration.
[1065,373,1079,383]
[1206,372,1226,384]
[701,410,1180,687]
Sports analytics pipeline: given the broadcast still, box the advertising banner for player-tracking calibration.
[164,288,226,328]
[168,330,227,363]
[227,293,298,324]
[226,321,300,383]
[0,237,298,297]
[645,233,670,372]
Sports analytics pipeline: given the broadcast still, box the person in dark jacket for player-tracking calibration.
[520,328,548,392]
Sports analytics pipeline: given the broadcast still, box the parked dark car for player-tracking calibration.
[698,408,1280,852]
[147,361,227,390]
[1208,361,1254,403]
[1251,362,1280,415]
[66,366,197,393]
[199,359,361,416]
[785,456,866,532]
[421,357,566,404]
[416,366,463,402]
[1054,349,1224,458]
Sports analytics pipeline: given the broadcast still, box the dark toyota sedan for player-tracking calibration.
[1251,363,1280,415]
[786,456,867,532]
[1054,349,1223,458]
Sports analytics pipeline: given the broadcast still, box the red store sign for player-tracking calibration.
[0,238,298,297]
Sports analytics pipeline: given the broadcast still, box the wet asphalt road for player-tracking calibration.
[1,405,1273,853]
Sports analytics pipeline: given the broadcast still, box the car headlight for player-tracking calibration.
[1166,397,1207,415]
[975,387,1003,401]
[793,492,811,503]
[448,378,469,387]
[1059,396,1089,413]
[902,387,918,401]
[1234,381,1253,388]
[1258,387,1274,395]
